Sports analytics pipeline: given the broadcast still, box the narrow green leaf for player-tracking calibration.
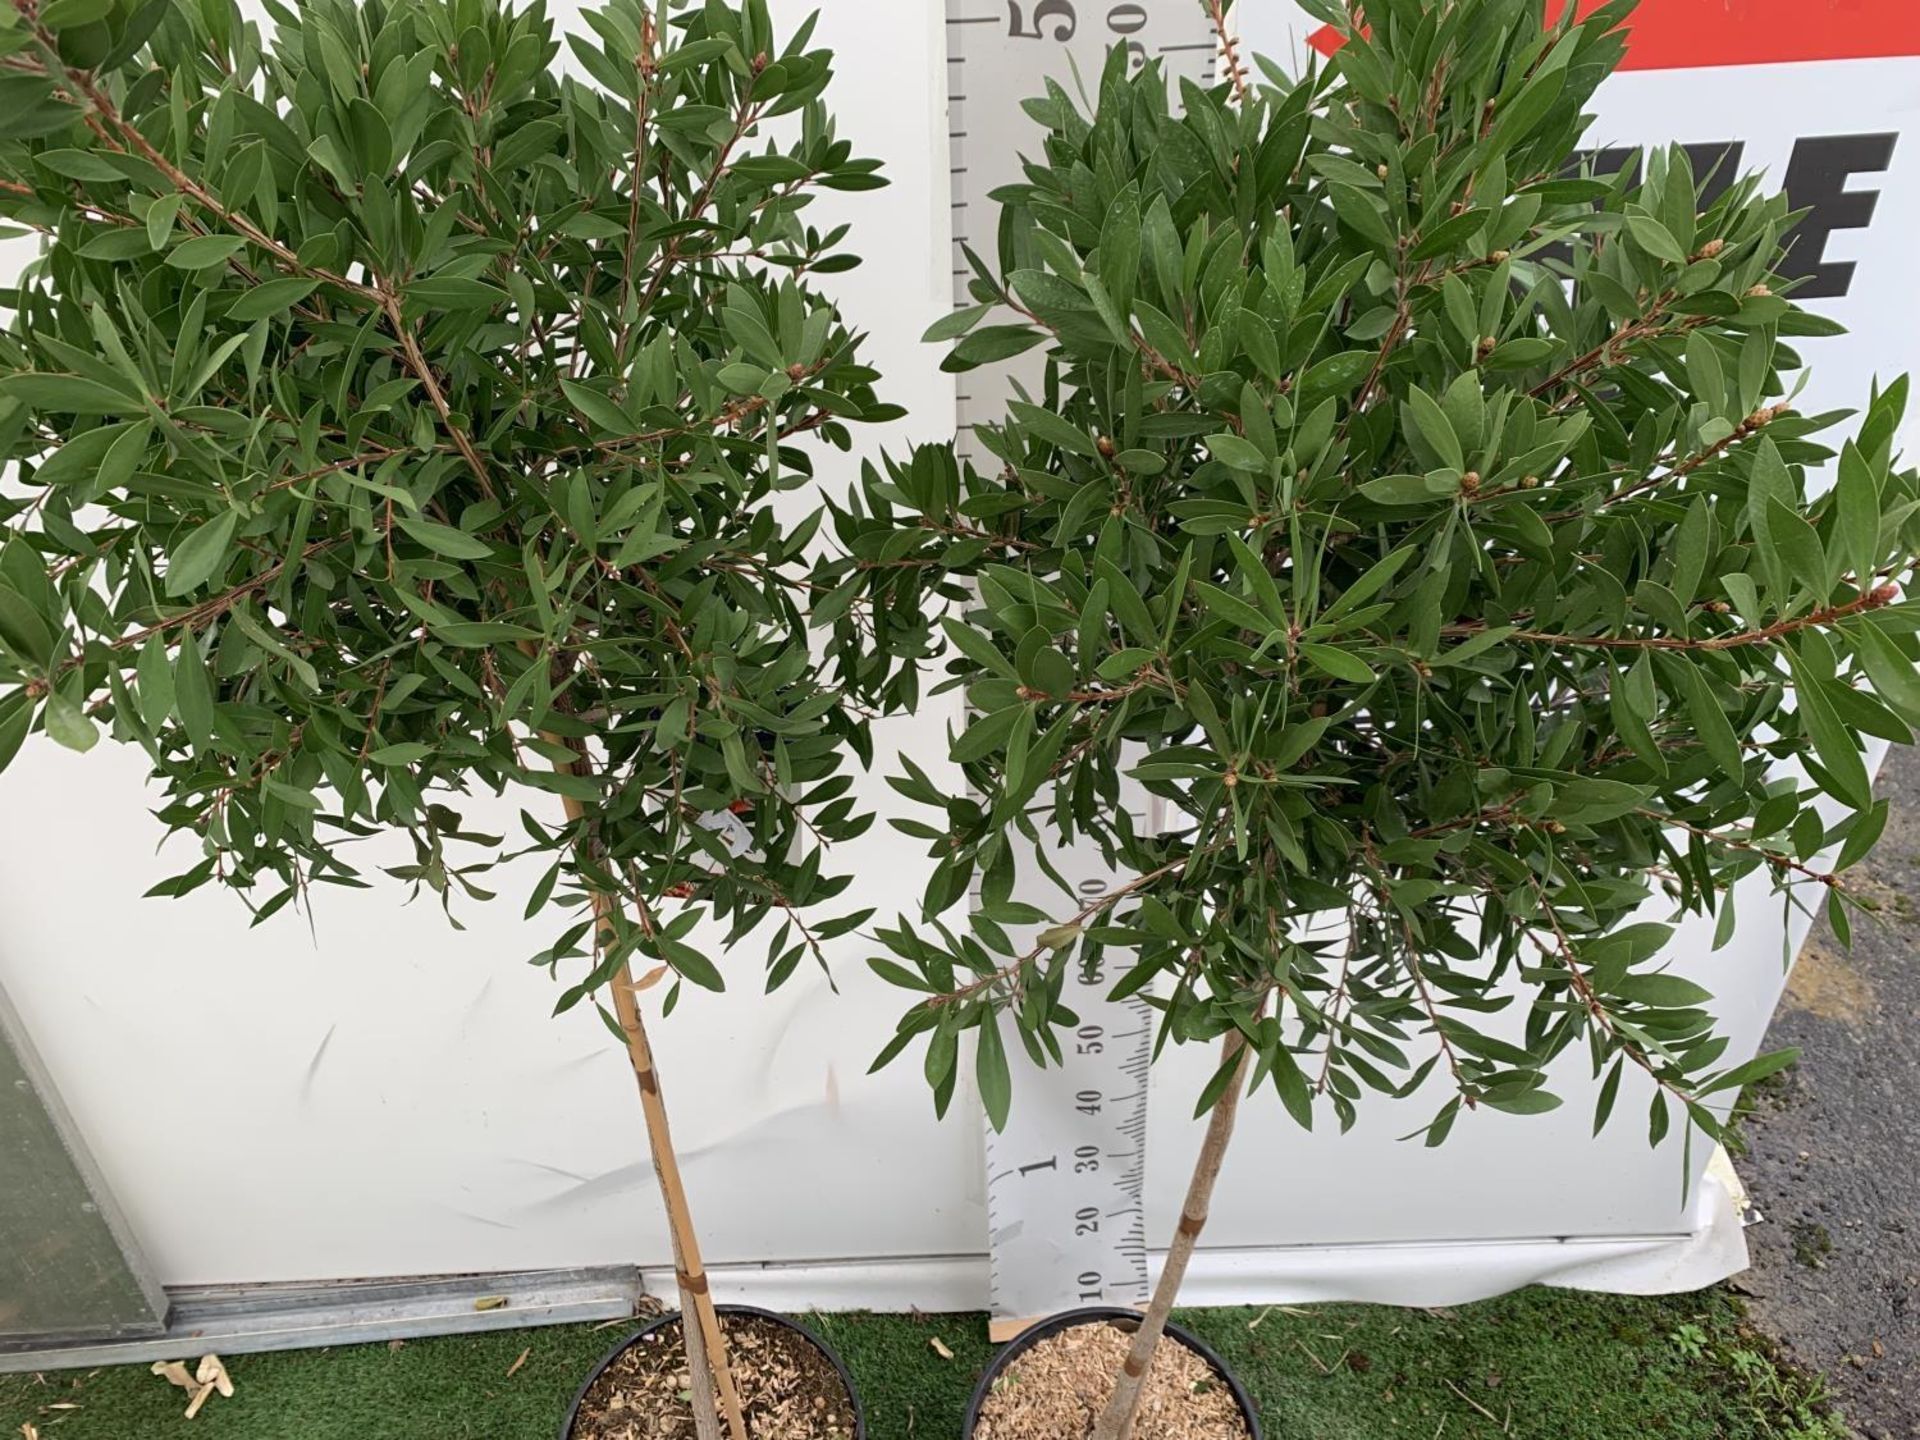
[0,692,32,774]
[1765,498,1827,602]
[396,517,495,561]
[0,373,140,415]
[0,584,54,664]
[164,511,238,597]
[1835,441,1881,588]
[173,640,215,751]
[1359,473,1449,506]
[1300,643,1378,685]
[166,235,247,269]
[1626,212,1687,265]
[369,743,432,766]
[946,326,1045,371]
[145,193,183,250]
[559,380,635,436]
[1404,386,1464,472]
[952,705,1024,764]
[1205,433,1269,473]
[1853,623,1920,723]
[1009,401,1101,458]
[977,1010,1012,1132]
[35,147,122,182]
[1482,1088,1563,1116]
[1193,582,1278,638]
[1414,205,1495,261]
[662,938,725,993]
[432,621,541,646]
[1322,547,1415,624]
[1676,660,1744,777]
[1328,182,1396,254]
[408,276,507,310]
[263,777,323,811]
[43,691,97,753]
[135,635,174,731]
[1700,1048,1800,1097]
[229,279,321,321]
[1614,973,1715,1008]
[1787,656,1873,810]
[1593,1058,1624,1136]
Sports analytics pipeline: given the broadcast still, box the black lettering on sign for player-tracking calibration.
[1580,142,1748,212]
[1546,143,1747,272]
[1782,133,1898,301]
[1561,134,1901,302]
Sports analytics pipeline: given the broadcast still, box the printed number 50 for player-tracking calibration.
[1009,0,1077,41]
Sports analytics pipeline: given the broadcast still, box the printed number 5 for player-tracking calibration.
[1009,0,1077,41]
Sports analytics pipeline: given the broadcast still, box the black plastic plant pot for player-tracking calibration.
[560,1303,866,1440]
[962,1307,1262,1440]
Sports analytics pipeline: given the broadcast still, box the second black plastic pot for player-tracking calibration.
[962,1306,1262,1438]
[560,1303,866,1439]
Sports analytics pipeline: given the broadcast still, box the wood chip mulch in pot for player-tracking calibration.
[973,1321,1252,1440]
[569,1313,857,1439]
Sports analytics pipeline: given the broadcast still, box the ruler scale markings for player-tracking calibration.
[947,4,1225,1340]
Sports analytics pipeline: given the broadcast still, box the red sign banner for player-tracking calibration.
[1309,0,1920,73]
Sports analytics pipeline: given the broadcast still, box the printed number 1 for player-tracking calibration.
[1009,0,1077,41]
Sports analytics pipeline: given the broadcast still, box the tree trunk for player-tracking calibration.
[597,906,748,1440]
[550,753,749,1440]
[1089,1027,1253,1440]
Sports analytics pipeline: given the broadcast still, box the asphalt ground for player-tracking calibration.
[1737,744,1920,1438]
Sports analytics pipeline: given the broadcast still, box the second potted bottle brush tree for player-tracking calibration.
[833,0,1920,1435]
[0,0,893,1434]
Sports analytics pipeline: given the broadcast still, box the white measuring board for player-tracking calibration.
[944,0,1228,1344]
[943,0,1228,1342]
[979,796,1159,1340]
[945,0,1225,466]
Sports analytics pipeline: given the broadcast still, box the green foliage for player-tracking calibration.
[833,0,1920,1145]
[0,0,897,1008]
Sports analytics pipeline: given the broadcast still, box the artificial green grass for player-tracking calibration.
[0,1287,1845,1439]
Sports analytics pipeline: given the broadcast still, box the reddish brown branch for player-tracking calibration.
[1449,586,1897,653]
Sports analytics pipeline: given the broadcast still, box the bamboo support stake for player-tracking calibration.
[1089,1026,1254,1440]
[596,887,748,1440]
[553,774,749,1440]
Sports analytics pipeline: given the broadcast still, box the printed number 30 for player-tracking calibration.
[1009,0,1077,41]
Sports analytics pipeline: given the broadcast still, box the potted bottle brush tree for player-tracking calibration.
[830,1,1920,1435]
[0,0,893,1435]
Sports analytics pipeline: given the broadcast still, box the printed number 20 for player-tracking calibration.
[1009,0,1076,41]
